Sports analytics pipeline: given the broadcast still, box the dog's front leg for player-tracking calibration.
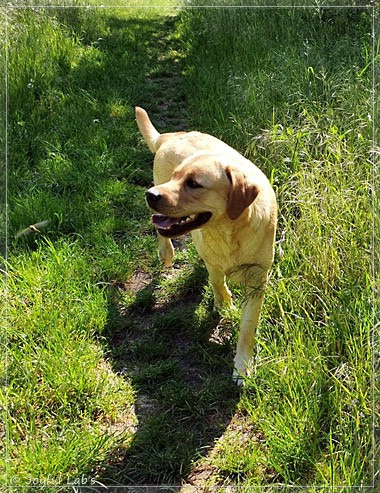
[206,264,233,309]
[233,286,266,385]
[158,234,174,268]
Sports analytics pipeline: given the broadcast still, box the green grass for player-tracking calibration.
[180,2,377,489]
[2,0,379,490]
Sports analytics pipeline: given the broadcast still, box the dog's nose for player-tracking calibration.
[146,189,162,207]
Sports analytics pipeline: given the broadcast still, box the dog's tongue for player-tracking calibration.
[151,214,178,229]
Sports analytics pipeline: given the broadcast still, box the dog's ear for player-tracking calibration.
[226,166,259,220]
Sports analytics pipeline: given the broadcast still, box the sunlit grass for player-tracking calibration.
[181,2,376,488]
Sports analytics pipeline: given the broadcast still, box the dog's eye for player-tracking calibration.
[186,178,203,189]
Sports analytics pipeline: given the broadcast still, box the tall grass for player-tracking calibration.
[3,1,179,486]
[180,2,377,488]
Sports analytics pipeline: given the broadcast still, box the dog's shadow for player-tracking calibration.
[101,260,241,488]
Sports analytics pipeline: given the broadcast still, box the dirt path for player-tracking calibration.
[101,10,241,491]
[139,13,188,131]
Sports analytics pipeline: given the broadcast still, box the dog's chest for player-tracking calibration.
[191,227,248,275]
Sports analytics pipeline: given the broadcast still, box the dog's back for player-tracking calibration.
[135,106,242,184]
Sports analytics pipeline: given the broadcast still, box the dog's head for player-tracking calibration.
[146,154,259,238]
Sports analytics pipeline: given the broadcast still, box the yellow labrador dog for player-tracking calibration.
[136,107,277,384]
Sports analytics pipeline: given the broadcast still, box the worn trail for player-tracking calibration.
[103,10,240,490]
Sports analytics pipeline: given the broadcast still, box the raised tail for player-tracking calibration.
[135,106,160,153]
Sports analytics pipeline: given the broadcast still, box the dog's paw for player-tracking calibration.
[232,368,246,386]
[163,258,173,269]
[158,249,173,268]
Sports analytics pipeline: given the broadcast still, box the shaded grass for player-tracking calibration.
[3,1,188,486]
[101,254,241,484]
[180,1,377,489]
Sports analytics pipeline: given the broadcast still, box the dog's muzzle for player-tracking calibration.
[146,189,162,208]
[145,188,212,238]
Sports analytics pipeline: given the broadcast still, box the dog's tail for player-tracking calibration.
[135,107,160,153]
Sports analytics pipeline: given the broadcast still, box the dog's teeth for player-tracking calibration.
[184,214,196,223]
[181,214,196,224]
[156,214,198,229]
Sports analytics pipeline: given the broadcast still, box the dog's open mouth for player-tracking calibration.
[151,212,212,237]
